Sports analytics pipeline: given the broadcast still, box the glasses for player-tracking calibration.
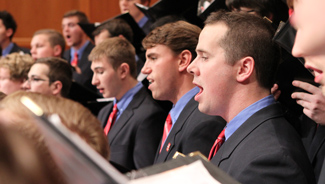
[25,76,49,84]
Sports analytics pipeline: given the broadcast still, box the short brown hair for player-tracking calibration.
[0,52,34,81]
[63,10,89,24]
[205,10,280,89]
[35,57,72,97]
[89,37,137,79]
[93,18,133,43]
[0,91,110,160]
[142,20,201,62]
[33,29,66,57]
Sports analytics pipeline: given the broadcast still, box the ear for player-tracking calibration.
[178,50,192,72]
[5,28,13,38]
[53,45,62,57]
[118,63,130,80]
[142,0,150,6]
[236,56,255,83]
[118,34,125,40]
[50,81,63,96]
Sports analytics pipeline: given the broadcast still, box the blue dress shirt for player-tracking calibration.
[225,95,276,140]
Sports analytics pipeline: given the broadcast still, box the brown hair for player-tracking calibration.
[0,125,64,184]
[142,20,201,62]
[34,57,72,97]
[205,10,280,89]
[93,18,133,43]
[0,91,110,160]
[0,52,34,82]
[89,37,137,79]
[63,10,89,24]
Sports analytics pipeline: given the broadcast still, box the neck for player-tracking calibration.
[223,85,270,122]
[1,39,11,50]
[116,77,138,101]
[133,12,145,23]
[171,74,196,104]
[72,37,88,51]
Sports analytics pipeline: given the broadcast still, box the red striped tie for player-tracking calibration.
[103,104,118,135]
[208,129,225,160]
[160,114,172,153]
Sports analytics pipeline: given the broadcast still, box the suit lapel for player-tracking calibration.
[212,103,284,166]
[108,87,146,143]
[155,98,197,162]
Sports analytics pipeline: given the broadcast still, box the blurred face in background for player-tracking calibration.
[62,16,85,48]
[291,0,325,95]
[30,34,59,60]
[119,0,148,22]
[0,67,23,95]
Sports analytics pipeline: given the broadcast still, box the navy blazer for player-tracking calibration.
[154,98,226,164]
[97,87,168,171]
[63,42,96,92]
[211,103,316,184]
[9,43,30,54]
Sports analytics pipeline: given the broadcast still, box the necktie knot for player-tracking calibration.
[208,128,226,160]
[104,104,118,135]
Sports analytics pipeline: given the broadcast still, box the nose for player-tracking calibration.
[21,80,31,91]
[91,74,98,86]
[141,62,151,75]
[187,58,198,76]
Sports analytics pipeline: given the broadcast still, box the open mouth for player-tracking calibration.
[306,65,324,83]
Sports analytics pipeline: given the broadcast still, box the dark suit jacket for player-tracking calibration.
[97,87,168,171]
[154,98,226,164]
[318,159,325,184]
[9,43,30,54]
[63,42,96,92]
[211,103,316,184]
[300,115,325,182]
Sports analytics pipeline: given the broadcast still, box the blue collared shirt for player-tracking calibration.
[113,82,143,121]
[169,87,200,131]
[2,42,14,56]
[138,16,149,29]
[225,95,276,140]
[69,40,90,63]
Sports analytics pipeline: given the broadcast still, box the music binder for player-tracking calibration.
[20,96,129,184]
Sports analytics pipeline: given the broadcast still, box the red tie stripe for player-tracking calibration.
[160,114,172,153]
[104,104,118,135]
[208,129,225,160]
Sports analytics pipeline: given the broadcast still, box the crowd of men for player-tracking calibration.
[0,0,324,183]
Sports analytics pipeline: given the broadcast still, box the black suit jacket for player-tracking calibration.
[154,98,226,164]
[9,43,30,54]
[211,103,316,184]
[63,42,96,92]
[97,87,168,171]
[301,116,325,182]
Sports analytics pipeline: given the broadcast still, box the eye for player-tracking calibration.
[95,69,104,74]
[148,56,157,61]
[201,56,208,61]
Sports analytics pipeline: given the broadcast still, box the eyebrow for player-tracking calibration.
[146,53,157,58]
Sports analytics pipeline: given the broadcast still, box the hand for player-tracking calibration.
[291,80,325,125]
[271,83,281,101]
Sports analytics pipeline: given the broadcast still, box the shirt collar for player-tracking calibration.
[169,87,200,126]
[138,16,149,28]
[70,40,90,62]
[113,82,143,120]
[225,95,276,140]
[2,42,14,56]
